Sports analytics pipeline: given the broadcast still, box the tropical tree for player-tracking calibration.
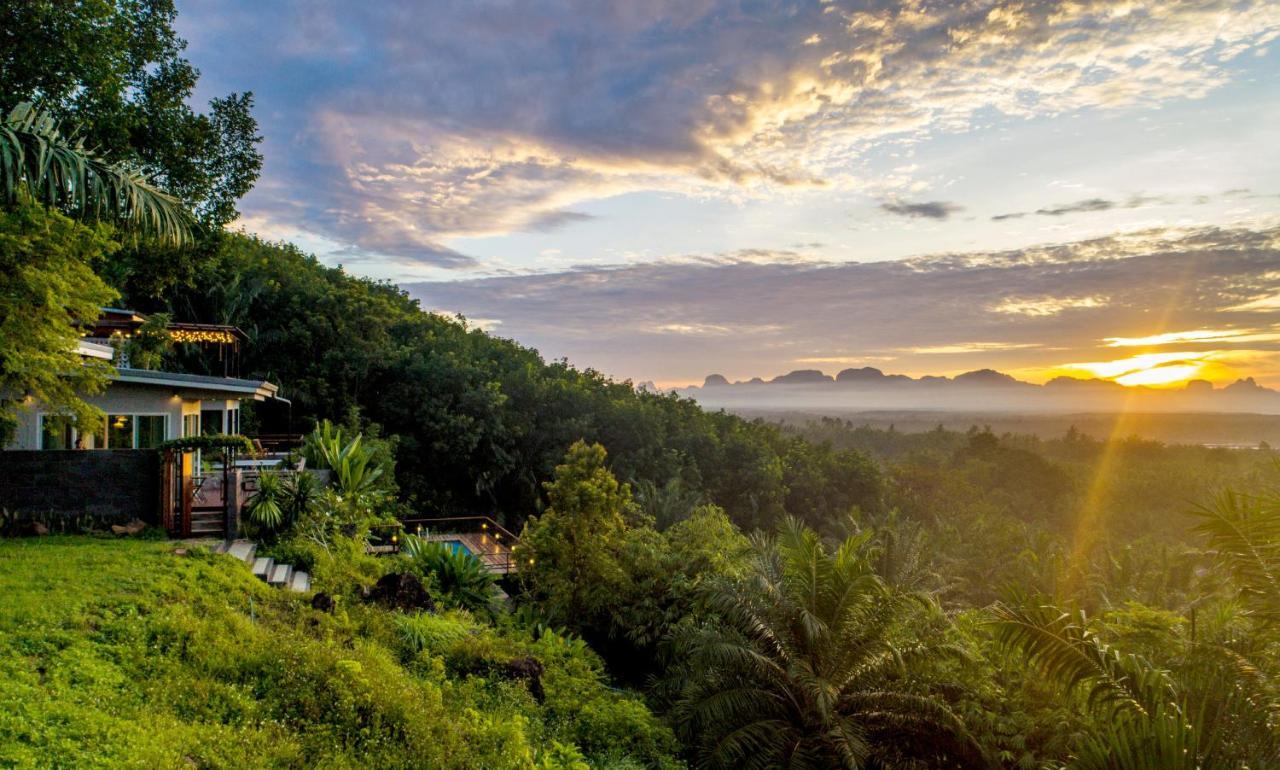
[0,203,118,442]
[1,0,262,227]
[668,517,979,769]
[1191,488,1280,627]
[991,599,1280,769]
[520,441,636,629]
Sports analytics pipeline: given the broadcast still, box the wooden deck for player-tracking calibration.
[424,532,516,575]
[367,518,523,576]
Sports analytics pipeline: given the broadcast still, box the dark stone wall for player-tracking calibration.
[0,450,161,523]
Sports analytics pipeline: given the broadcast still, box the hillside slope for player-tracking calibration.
[0,538,680,769]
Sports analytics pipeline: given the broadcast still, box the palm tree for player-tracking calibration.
[992,598,1280,768]
[1191,488,1280,627]
[668,517,979,769]
[0,102,194,242]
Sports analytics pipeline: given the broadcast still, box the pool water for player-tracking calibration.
[439,539,473,556]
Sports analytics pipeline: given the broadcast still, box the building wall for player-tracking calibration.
[4,384,236,450]
[0,450,162,523]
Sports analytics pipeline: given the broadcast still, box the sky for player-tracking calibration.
[176,0,1280,388]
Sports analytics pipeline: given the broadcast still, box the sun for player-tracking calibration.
[1112,363,1204,387]
[1041,351,1231,389]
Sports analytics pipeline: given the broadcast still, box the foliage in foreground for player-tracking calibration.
[667,517,980,769]
[0,203,117,441]
[0,537,681,769]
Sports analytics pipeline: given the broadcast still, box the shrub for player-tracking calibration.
[402,535,499,618]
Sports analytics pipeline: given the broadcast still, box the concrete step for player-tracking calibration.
[251,556,275,581]
[267,563,293,587]
[191,523,225,536]
[227,540,257,565]
[288,570,310,593]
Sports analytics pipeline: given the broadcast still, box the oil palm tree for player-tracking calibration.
[1,102,194,242]
[668,517,979,769]
[992,598,1280,769]
[1191,488,1280,627]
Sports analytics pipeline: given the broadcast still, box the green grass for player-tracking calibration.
[0,537,680,769]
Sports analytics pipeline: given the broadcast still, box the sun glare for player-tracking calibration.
[1113,363,1203,387]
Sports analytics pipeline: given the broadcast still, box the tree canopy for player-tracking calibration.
[0,0,262,227]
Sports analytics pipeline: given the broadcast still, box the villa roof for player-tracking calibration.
[89,308,248,344]
[111,368,280,401]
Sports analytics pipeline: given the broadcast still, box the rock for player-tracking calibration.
[364,572,434,612]
[702,374,730,387]
[30,521,49,536]
[768,369,833,385]
[172,548,189,557]
[503,656,546,703]
[110,519,146,537]
[311,592,336,613]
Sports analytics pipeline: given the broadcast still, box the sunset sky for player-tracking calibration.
[178,0,1280,388]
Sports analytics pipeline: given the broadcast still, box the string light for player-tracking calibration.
[169,329,238,345]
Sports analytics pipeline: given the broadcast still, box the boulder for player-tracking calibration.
[363,572,434,612]
[503,656,546,703]
[110,519,146,537]
[311,592,336,613]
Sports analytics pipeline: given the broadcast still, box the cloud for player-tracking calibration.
[994,296,1106,316]
[523,210,597,232]
[405,224,1280,384]
[179,0,1280,266]
[993,194,1176,222]
[880,200,963,220]
[1036,198,1116,216]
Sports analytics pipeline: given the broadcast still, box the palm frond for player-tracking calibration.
[1,102,195,243]
[1191,490,1280,627]
[990,602,1177,719]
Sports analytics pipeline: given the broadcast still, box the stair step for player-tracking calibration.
[191,522,225,533]
[227,541,257,564]
[251,556,275,581]
[288,570,310,593]
[268,563,293,586]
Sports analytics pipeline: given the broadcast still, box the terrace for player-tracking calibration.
[369,516,525,575]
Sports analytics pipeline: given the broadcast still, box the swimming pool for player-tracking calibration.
[438,538,473,556]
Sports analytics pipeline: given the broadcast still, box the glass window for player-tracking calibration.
[137,415,167,448]
[40,416,73,450]
[183,413,200,438]
[107,414,133,449]
[201,408,224,435]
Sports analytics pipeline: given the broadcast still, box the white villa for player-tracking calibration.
[4,339,278,451]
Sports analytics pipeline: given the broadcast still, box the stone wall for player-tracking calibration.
[0,450,161,523]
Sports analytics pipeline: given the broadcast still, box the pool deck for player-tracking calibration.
[367,529,519,575]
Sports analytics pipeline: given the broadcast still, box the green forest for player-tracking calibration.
[2,2,1279,768]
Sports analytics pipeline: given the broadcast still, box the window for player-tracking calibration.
[183,414,200,438]
[107,415,133,449]
[39,416,73,450]
[201,408,224,435]
[137,415,167,448]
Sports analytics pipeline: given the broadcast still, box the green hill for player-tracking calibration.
[0,537,680,769]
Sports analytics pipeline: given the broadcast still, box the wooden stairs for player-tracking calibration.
[214,540,311,593]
